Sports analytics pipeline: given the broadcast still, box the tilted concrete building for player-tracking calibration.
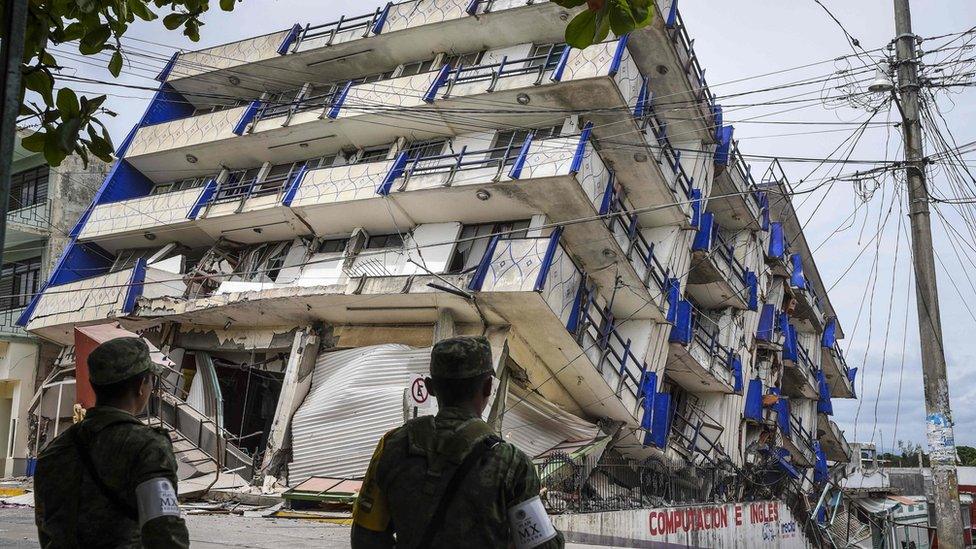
[19,0,856,543]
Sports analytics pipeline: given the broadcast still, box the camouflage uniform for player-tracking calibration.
[34,338,189,548]
[351,336,564,549]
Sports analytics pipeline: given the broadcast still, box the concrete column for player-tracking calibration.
[433,308,455,343]
[259,325,323,484]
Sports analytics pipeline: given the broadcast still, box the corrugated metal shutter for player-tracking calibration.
[288,343,601,483]
[289,344,431,482]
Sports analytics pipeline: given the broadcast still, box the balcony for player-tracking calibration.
[780,320,819,399]
[136,233,647,425]
[6,200,52,246]
[666,399,728,464]
[780,413,816,469]
[755,304,783,350]
[816,414,851,462]
[24,261,187,344]
[164,1,571,98]
[789,254,826,333]
[666,302,738,394]
[711,141,764,231]
[627,0,718,142]
[77,187,213,249]
[686,212,753,310]
[0,308,28,338]
[820,319,855,398]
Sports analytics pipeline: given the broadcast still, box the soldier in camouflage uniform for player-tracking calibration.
[352,336,565,549]
[34,337,189,548]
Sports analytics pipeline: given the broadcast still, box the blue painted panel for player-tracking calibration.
[423,66,451,103]
[790,253,806,289]
[277,23,303,55]
[47,241,115,288]
[665,277,680,323]
[775,391,791,437]
[327,82,353,118]
[668,300,693,344]
[714,125,734,166]
[744,378,764,420]
[281,162,309,206]
[372,4,391,34]
[142,85,195,127]
[774,447,801,479]
[813,441,829,482]
[551,46,572,82]
[507,132,534,179]
[233,100,262,135]
[665,0,679,28]
[534,228,564,292]
[120,258,148,315]
[634,76,649,118]
[731,354,743,393]
[467,235,500,292]
[186,178,218,220]
[154,51,179,82]
[648,392,672,448]
[768,222,786,259]
[746,270,759,311]
[817,369,834,415]
[608,34,630,76]
[690,188,702,228]
[712,104,723,135]
[569,122,594,174]
[639,371,658,430]
[822,317,837,348]
[566,280,586,334]
[756,304,776,342]
[377,151,409,196]
[848,367,858,398]
[782,320,798,362]
[692,212,715,252]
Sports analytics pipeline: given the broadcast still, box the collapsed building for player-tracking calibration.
[18,0,857,544]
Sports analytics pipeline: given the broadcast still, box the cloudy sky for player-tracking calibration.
[52,1,976,450]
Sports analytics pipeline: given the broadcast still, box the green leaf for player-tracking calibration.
[56,87,80,119]
[163,13,188,30]
[608,0,636,36]
[565,10,598,49]
[550,0,588,7]
[219,0,237,10]
[23,70,55,105]
[128,0,157,21]
[79,25,112,55]
[43,131,68,167]
[630,0,654,27]
[20,131,46,153]
[108,51,123,77]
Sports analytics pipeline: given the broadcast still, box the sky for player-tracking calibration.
[51,0,976,451]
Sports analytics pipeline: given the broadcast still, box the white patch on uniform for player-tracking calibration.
[508,495,557,549]
[135,478,181,526]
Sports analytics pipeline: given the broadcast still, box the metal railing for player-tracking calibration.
[796,340,816,374]
[293,6,391,51]
[0,307,28,337]
[789,413,817,458]
[727,142,764,212]
[691,319,735,376]
[710,230,749,288]
[665,7,717,116]
[7,199,52,233]
[444,45,566,92]
[603,191,669,294]
[537,453,735,513]
[397,142,524,187]
[669,400,728,465]
[571,289,646,399]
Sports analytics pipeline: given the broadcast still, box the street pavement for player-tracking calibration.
[0,507,353,548]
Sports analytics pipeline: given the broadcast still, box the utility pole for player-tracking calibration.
[0,0,29,269]
[891,1,963,546]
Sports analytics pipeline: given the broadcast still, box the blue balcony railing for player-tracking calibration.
[292,6,391,51]
[664,4,717,120]
[602,184,669,294]
[692,212,749,290]
[570,289,646,399]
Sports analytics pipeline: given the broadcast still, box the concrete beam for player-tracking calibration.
[174,326,298,352]
[433,308,455,342]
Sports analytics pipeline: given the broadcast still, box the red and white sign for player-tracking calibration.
[552,500,805,548]
[408,374,433,408]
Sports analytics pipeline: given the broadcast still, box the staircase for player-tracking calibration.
[147,387,254,482]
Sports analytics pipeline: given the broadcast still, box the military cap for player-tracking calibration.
[430,336,493,379]
[89,337,162,386]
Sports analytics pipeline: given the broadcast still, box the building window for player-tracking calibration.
[191,99,247,117]
[150,176,209,195]
[489,125,560,162]
[526,43,567,69]
[9,165,49,210]
[317,238,349,254]
[356,69,396,84]
[357,145,392,164]
[0,256,42,310]
[444,51,484,69]
[446,220,530,273]
[398,58,435,77]
[218,168,262,200]
[257,161,303,196]
[260,88,303,119]
[237,241,293,282]
[294,83,340,114]
[365,233,404,250]
[404,139,446,160]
